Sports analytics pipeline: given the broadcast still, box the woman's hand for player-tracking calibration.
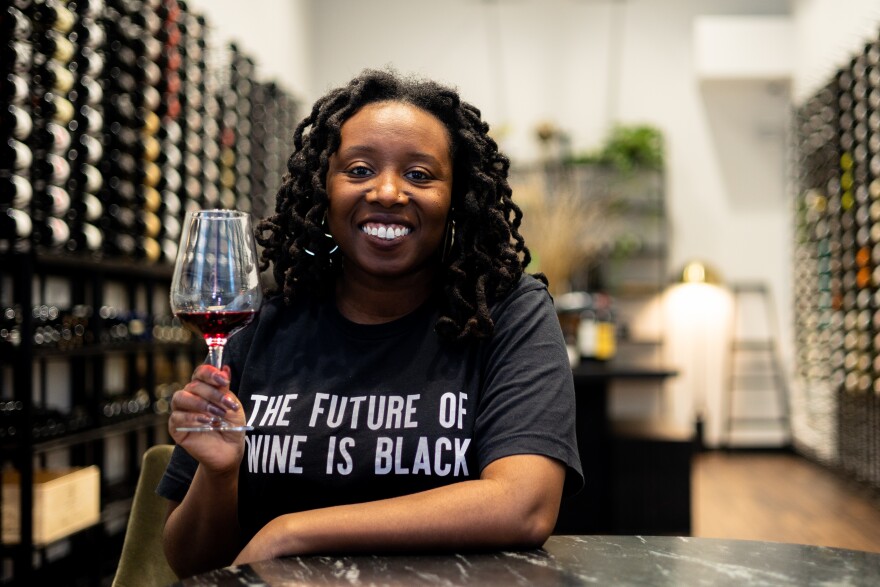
[169,364,247,473]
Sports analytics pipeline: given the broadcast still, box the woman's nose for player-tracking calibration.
[367,172,408,207]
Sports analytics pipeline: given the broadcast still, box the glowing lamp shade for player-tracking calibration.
[677,260,722,285]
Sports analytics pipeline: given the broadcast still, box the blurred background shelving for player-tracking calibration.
[1,0,297,583]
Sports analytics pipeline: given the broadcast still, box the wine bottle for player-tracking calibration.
[141,210,161,238]
[79,46,105,77]
[34,121,72,154]
[106,176,136,202]
[40,185,72,216]
[5,6,32,41]
[32,0,75,34]
[32,60,75,94]
[108,90,140,127]
[69,75,103,106]
[141,185,161,213]
[0,175,32,208]
[143,111,160,135]
[2,104,32,141]
[164,166,182,192]
[138,236,161,262]
[81,163,103,193]
[142,161,161,188]
[104,231,137,257]
[72,18,105,49]
[32,215,70,248]
[3,73,30,105]
[66,221,103,252]
[4,40,32,74]
[142,134,160,162]
[162,212,181,239]
[143,85,161,111]
[3,138,33,171]
[68,191,103,223]
[77,134,103,164]
[0,208,32,240]
[140,58,161,87]
[108,149,137,176]
[161,143,182,169]
[33,153,71,185]
[38,30,75,64]
[81,105,103,133]
[36,92,75,124]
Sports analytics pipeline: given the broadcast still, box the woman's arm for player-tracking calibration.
[233,453,565,565]
[163,465,242,577]
[162,365,249,578]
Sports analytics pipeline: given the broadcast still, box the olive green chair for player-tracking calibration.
[113,444,178,587]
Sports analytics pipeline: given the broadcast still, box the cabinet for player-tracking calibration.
[0,251,196,584]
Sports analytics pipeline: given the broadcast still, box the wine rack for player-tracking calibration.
[794,33,880,491]
[0,0,296,582]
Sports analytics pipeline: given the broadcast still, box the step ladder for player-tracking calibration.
[721,282,792,448]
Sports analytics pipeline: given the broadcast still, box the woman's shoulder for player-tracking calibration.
[489,273,551,317]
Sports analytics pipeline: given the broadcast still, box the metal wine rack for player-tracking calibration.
[793,35,880,491]
[0,0,297,582]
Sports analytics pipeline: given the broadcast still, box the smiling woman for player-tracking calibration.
[325,101,453,313]
[157,69,583,580]
[255,69,543,341]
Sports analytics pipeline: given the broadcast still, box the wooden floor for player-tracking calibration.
[692,450,880,553]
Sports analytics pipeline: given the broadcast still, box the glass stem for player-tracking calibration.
[205,337,227,369]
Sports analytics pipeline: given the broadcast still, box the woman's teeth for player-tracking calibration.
[362,224,411,240]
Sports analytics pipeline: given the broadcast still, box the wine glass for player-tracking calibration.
[170,209,262,432]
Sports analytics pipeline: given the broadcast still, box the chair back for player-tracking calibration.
[112,444,178,587]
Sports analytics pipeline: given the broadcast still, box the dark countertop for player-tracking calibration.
[174,535,880,586]
[571,361,679,381]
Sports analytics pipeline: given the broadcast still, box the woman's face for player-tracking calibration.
[326,101,453,283]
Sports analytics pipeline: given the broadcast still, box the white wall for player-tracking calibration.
[792,0,880,102]
[185,0,312,97]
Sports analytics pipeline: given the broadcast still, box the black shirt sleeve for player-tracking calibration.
[475,276,584,495]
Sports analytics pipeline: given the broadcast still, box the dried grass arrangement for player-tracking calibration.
[512,165,620,296]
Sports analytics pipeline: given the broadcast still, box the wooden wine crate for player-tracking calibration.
[2,466,101,545]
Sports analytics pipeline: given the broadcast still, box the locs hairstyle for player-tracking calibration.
[256,69,546,341]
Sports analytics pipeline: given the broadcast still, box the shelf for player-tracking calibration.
[33,253,174,280]
[573,362,679,381]
[1,413,169,455]
[35,413,168,453]
[617,338,664,346]
[0,342,199,365]
[607,283,667,298]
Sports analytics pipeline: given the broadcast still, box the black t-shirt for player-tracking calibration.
[158,275,583,541]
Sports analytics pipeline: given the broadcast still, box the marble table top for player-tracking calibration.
[174,535,880,586]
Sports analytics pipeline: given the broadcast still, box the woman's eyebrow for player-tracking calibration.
[337,144,446,167]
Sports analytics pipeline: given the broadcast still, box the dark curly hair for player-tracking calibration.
[256,69,545,341]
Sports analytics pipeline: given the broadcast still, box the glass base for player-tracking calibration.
[176,423,254,432]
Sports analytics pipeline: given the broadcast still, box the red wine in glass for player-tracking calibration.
[175,310,257,341]
[170,209,262,432]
